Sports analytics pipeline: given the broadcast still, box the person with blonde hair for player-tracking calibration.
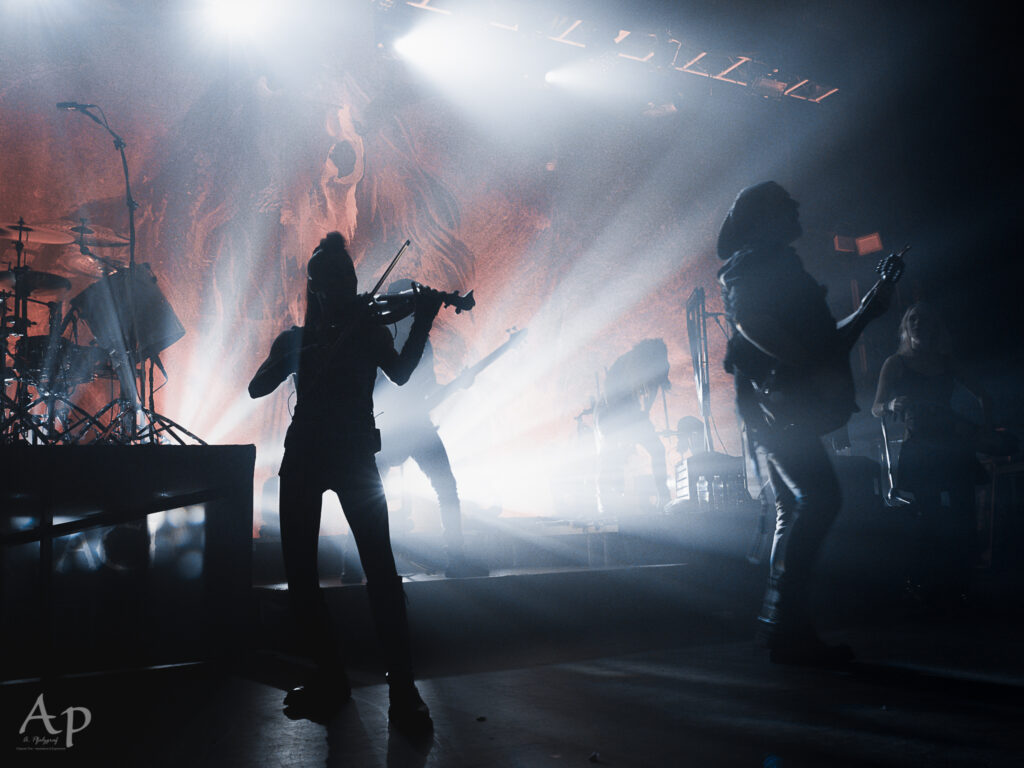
[873,302,993,611]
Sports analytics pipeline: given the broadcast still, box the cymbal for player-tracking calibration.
[78,238,129,248]
[0,223,75,246]
[0,268,72,295]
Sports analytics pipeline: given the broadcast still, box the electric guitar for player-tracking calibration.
[756,245,909,434]
[424,328,527,411]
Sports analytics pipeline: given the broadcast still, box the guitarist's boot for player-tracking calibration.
[757,581,853,667]
[765,627,855,668]
[445,548,489,578]
[441,506,488,578]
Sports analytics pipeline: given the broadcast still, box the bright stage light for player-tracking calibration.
[393,19,495,84]
[391,15,547,122]
[542,56,652,107]
[1,0,80,25]
[199,0,277,43]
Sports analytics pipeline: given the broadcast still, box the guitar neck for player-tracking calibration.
[423,330,525,410]
[837,244,908,348]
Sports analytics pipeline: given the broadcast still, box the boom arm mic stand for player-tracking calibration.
[64,104,202,445]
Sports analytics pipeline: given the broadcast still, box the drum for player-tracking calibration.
[70,263,185,360]
[14,335,107,389]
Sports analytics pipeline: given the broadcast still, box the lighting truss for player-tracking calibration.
[379,0,839,104]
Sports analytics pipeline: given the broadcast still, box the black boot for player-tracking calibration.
[284,665,352,717]
[445,549,489,578]
[766,629,855,667]
[756,580,853,668]
[387,672,433,736]
[366,577,433,735]
[285,593,352,716]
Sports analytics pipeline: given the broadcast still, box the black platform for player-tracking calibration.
[0,444,255,680]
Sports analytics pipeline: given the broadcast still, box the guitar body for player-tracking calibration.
[758,353,857,435]
[751,245,909,435]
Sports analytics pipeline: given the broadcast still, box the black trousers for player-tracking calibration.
[756,426,842,636]
[377,421,463,552]
[899,437,978,596]
[279,447,414,681]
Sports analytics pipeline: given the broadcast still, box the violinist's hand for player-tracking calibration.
[414,285,445,318]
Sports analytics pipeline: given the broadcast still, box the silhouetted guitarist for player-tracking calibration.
[717,182,898,666]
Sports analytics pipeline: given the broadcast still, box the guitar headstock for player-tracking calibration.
[876,244,910,284]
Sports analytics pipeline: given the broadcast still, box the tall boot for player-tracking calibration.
[366,577,432,734]
[284,594,351,714]
[443,525,488,578]
[757,576,852,667]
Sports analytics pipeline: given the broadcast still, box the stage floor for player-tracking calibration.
[3,612,1022,767]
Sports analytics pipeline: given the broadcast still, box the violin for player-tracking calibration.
[366,282,475,324]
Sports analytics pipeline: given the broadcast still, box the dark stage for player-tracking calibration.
[3,558,1023,767]
[2,1,1023,766]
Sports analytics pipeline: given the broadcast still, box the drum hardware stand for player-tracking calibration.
[1,221,48,444]
[1,271,104,445]
[62,105,204,445]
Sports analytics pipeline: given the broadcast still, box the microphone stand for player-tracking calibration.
[66,104,201,445]
[71,105,143,440]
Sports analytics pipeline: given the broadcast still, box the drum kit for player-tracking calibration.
[1,217,201,445]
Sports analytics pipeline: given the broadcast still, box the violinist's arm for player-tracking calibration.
[248,331,299,398]
[378,293,443,385]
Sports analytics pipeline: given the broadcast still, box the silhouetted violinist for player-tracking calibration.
[248,232,444,733]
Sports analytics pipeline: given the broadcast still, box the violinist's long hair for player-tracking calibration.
[304,231,356,332]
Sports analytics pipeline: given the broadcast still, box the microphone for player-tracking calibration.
[56,101,95,110]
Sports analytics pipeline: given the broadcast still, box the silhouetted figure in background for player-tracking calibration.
[872,302,994,612]
[596,339,671,516]
[248,232,441,731]
[675,415,709,457]
[374,279,487,578]
[717,182,892,665]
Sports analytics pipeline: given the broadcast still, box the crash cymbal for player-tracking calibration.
[0,268,72,295]
[70,224,95,235]
[0,223,75,246]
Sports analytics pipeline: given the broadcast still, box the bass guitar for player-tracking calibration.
[755,245,909,434]
[424,328,527,411]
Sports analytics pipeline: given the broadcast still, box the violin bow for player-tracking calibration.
[300,238,413,395]
[371,239,411,297]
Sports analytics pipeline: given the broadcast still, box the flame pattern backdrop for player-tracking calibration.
[0,9,809,531]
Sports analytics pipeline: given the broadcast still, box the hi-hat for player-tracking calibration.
[0,223,75,245]
[69,221,129,248]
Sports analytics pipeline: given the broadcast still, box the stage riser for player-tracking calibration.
[0,445,255,681]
